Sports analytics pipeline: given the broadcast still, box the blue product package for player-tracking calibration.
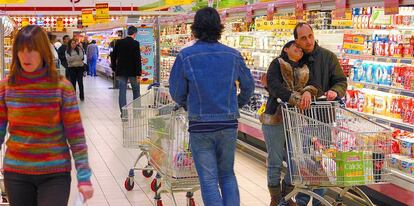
[352,60,363,82]
[363,63,374,83]
[372,64,382,84]
[382,65,393,86]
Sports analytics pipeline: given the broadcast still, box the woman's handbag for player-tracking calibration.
[259,105,283,125]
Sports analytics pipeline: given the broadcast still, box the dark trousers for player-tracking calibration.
[68,67,84,99]
[4,172,71,206]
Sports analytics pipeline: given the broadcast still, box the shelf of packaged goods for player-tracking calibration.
[249,67,267,72]
[348,108,414,132]
[349,81,414,98]
[237,47,280,54]
[160,45,185,49]
[160,54,178,58]
[160,34,191,39]
[389,168,414,186]
[344,54,414,65]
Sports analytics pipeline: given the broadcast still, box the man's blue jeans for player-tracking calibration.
[88,57,97,76]
[189,128,240,206]
[262,124,292,187]
[118,76,140,113]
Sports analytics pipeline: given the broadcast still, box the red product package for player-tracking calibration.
[404,67,413,90]
[403,98,413,123]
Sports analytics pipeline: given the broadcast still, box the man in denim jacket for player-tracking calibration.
[169,7,255,206]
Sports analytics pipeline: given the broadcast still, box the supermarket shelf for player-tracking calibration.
[237,47,280,54]
[349,81,414,98]
[389,168,414,187]
[160,34,191,38]
[160,54,178,58]
[344,54,414,65]
[349,108,414,132]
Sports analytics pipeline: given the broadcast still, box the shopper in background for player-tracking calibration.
[66,38,86,101]
[58,34,70,79]
[293,22,347,206]
[0,25,93,206]
[54,39,62,50]
[81,36,91,76]
[87,40,99,77]
[169,7,255,206]
[261,40,320,206]
[47,32,59,68]
[112,26,142,114]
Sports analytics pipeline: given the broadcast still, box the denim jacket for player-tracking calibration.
[169,41,255,121]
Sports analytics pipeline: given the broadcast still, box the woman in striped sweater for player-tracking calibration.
[0,25,93,205]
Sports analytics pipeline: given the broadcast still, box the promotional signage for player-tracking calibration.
[165,0,192,6]
[343,34,365,51]
[384,0,399,15]
[56,18,64,31]
[0,0,25,3]
[371,8,392,25]
[81,9,95,26]
[332,9,352,27]
[96,3,109,22]
[21,18,29,27]
[239,36,254,48]
[255,16,297,31]
[136,27,155,84]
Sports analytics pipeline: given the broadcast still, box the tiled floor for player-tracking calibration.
[68,76,270,206]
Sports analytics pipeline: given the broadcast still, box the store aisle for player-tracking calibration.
[68,76,270,206]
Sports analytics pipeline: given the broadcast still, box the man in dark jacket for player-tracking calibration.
[112,26,141,114]
[293,22,347,206]
[57,35,70,79]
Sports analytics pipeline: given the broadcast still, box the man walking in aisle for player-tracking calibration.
[58,35,70,79]
[169,7,255,206]
[292,22,347,206]
[112,26,142,115]
[87,40,99,77]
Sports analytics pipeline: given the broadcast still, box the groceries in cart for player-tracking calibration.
[282,102,392,188]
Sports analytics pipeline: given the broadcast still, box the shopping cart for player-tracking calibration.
[122,86,174,190]
[280,101,392,206]
[147,104,199,206]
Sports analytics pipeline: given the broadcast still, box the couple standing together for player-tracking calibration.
[169,7,347,206]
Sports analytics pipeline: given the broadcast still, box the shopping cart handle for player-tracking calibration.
[173,104,186,111]
[147,82,161,90]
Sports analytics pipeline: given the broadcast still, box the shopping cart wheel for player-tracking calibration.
[124,177,134,191]
[142,167,153,178]
[187,197,195,206]
[156,200,163,206]
[151,179,160,192]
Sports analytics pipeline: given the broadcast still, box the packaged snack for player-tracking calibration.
[389,154,400,169]
[382,65,393,86]
[364,152,374,183]
[336,151,365,186]
[372,64,381,84]
[364,63,374,83]
[399,138,414,157]
[394,96,404,119]
[403,98,413,123]
[400,158,414,175]
[374,95,387,116]
[357,91,365,112]
[364,93,375,114]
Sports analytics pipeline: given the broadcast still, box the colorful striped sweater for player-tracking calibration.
[0,67,91,186]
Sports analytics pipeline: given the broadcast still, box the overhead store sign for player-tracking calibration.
[0,0,25,3]
[96,3,109,22]
[295,0,304,20]
[165,0,192,6]
[81,9,95,26]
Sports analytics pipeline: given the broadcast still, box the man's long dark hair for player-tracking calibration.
[191,7,224,43]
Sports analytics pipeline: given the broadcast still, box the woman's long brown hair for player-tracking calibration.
[8,25,59,85]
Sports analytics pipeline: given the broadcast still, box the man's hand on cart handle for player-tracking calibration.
[300,91,311,110]
[325,90,338,101]
[79,185,94,201]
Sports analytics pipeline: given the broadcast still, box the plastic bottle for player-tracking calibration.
[73,193,84,206]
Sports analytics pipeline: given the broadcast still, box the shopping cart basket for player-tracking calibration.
[147,104,199,206]
[122,86,174,190]
[281,101,392,206]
